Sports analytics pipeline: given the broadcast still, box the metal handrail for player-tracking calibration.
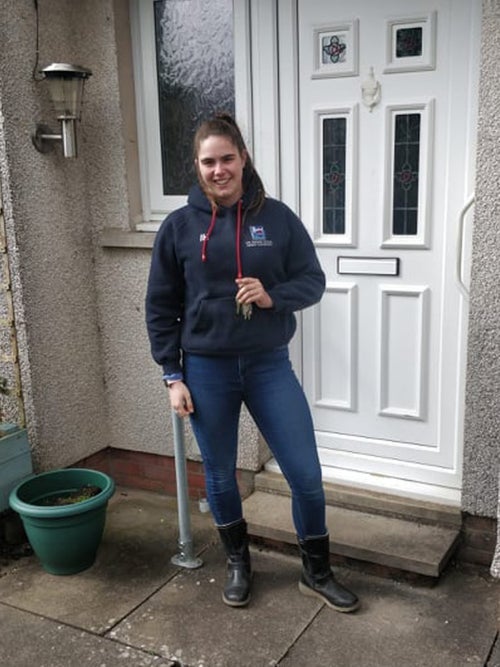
[456,195,475,297]
[170,411,203,569]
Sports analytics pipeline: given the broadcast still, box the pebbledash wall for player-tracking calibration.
[465,0,500,576]
[0,0,498,572]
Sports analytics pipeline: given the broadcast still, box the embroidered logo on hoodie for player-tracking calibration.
[247,226,273,247]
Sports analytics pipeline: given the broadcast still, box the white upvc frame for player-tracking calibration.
[248,1,281,199]
[129,0,253,228]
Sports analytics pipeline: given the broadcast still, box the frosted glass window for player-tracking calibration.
[154,0,235,195]
[322,117,346,234]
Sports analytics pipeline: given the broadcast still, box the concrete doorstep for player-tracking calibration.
[243,490,461,578]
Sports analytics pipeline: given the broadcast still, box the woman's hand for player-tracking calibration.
[168,382,194,417]
[235,277,273,309]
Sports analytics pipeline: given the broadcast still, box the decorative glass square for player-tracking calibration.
[384,13,436,73]
[312,21,359,78]
[323,117,347,234]
[396,27,423,58]
[322,34,347,65]
[154,0,235,195]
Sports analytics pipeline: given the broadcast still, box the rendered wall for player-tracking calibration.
[0,0,266,475]
[0,0,110,469]
[93,0,266,471]
[462,0,500,520]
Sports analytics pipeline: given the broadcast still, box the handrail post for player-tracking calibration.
[170,411,203,569]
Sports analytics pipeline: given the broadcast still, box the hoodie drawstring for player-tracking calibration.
[235,199,243,279]
[201,200,244,280]
[201,206,218,263]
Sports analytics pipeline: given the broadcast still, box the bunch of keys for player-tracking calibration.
[235,297,253,320]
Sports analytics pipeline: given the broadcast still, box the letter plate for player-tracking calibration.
[337,256,400,276]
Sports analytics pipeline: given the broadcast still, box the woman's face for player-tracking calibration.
[196,135,247,207]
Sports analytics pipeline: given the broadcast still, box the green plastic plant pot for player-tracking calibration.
[9,468,115,575]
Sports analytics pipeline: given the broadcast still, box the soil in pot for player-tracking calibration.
[34,484,102,507]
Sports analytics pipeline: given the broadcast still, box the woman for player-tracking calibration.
[145,113,359,613]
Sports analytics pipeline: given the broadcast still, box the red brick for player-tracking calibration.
[70,447,256,502]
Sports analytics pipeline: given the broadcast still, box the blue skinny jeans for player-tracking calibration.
[184,347,327,539]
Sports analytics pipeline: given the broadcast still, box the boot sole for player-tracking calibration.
[222,592,251,607]
[298,581,360,613]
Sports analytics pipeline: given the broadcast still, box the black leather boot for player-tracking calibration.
[217,519,252,607]
[298,534,360,613]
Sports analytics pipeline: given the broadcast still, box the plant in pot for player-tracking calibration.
[9,467,115,576]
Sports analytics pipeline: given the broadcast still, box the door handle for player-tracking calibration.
[456,195,475,297]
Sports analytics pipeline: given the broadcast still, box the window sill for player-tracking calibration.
[99,228,157,249]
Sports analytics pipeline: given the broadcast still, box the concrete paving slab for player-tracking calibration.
[244,490,459,576]
[487,639,500,667]
[0,604,175,667]
[489,635,500,667]
[280,565,498,667]
[108,544,323,667]
[0,488,216,633]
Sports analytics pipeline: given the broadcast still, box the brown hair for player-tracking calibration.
[193,113,266,212]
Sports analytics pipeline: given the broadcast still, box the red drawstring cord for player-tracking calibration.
[202,200,244,279]
[235,199,243,279]
[201,206,218,262]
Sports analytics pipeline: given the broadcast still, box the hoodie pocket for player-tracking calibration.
[190,296,294,353]
[192,297,236,332]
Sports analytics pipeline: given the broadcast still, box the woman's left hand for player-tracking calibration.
[235,277,273,309]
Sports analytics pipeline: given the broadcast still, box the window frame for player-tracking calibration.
[129,0,252,229]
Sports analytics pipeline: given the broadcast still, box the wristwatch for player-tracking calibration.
[164,379,181,388]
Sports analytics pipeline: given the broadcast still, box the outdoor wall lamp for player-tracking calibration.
[32,63,92,159]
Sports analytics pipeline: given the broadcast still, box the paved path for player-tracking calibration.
[0,488,498,667]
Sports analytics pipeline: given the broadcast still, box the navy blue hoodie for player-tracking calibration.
[145,184,325,376]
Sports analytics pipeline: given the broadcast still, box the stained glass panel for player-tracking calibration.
[323,117,346,234]
[322,34,347,65]
[396,27,423,58]
[392,114,421,235]
[154,0,235,195]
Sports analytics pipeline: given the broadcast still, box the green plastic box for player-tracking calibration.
[0,424,32,512]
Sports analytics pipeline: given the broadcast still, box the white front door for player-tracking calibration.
[276,0,480,503]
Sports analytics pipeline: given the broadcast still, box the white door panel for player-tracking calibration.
[291,0,480,499]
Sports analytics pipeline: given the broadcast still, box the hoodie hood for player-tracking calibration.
[187,178,263,214]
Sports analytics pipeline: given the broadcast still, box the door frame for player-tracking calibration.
[246,0,304,369]
[248,0,480,504]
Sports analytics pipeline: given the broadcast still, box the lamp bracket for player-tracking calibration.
[32,123,62,154]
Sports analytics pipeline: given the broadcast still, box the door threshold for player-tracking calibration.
[264,459,461,508]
